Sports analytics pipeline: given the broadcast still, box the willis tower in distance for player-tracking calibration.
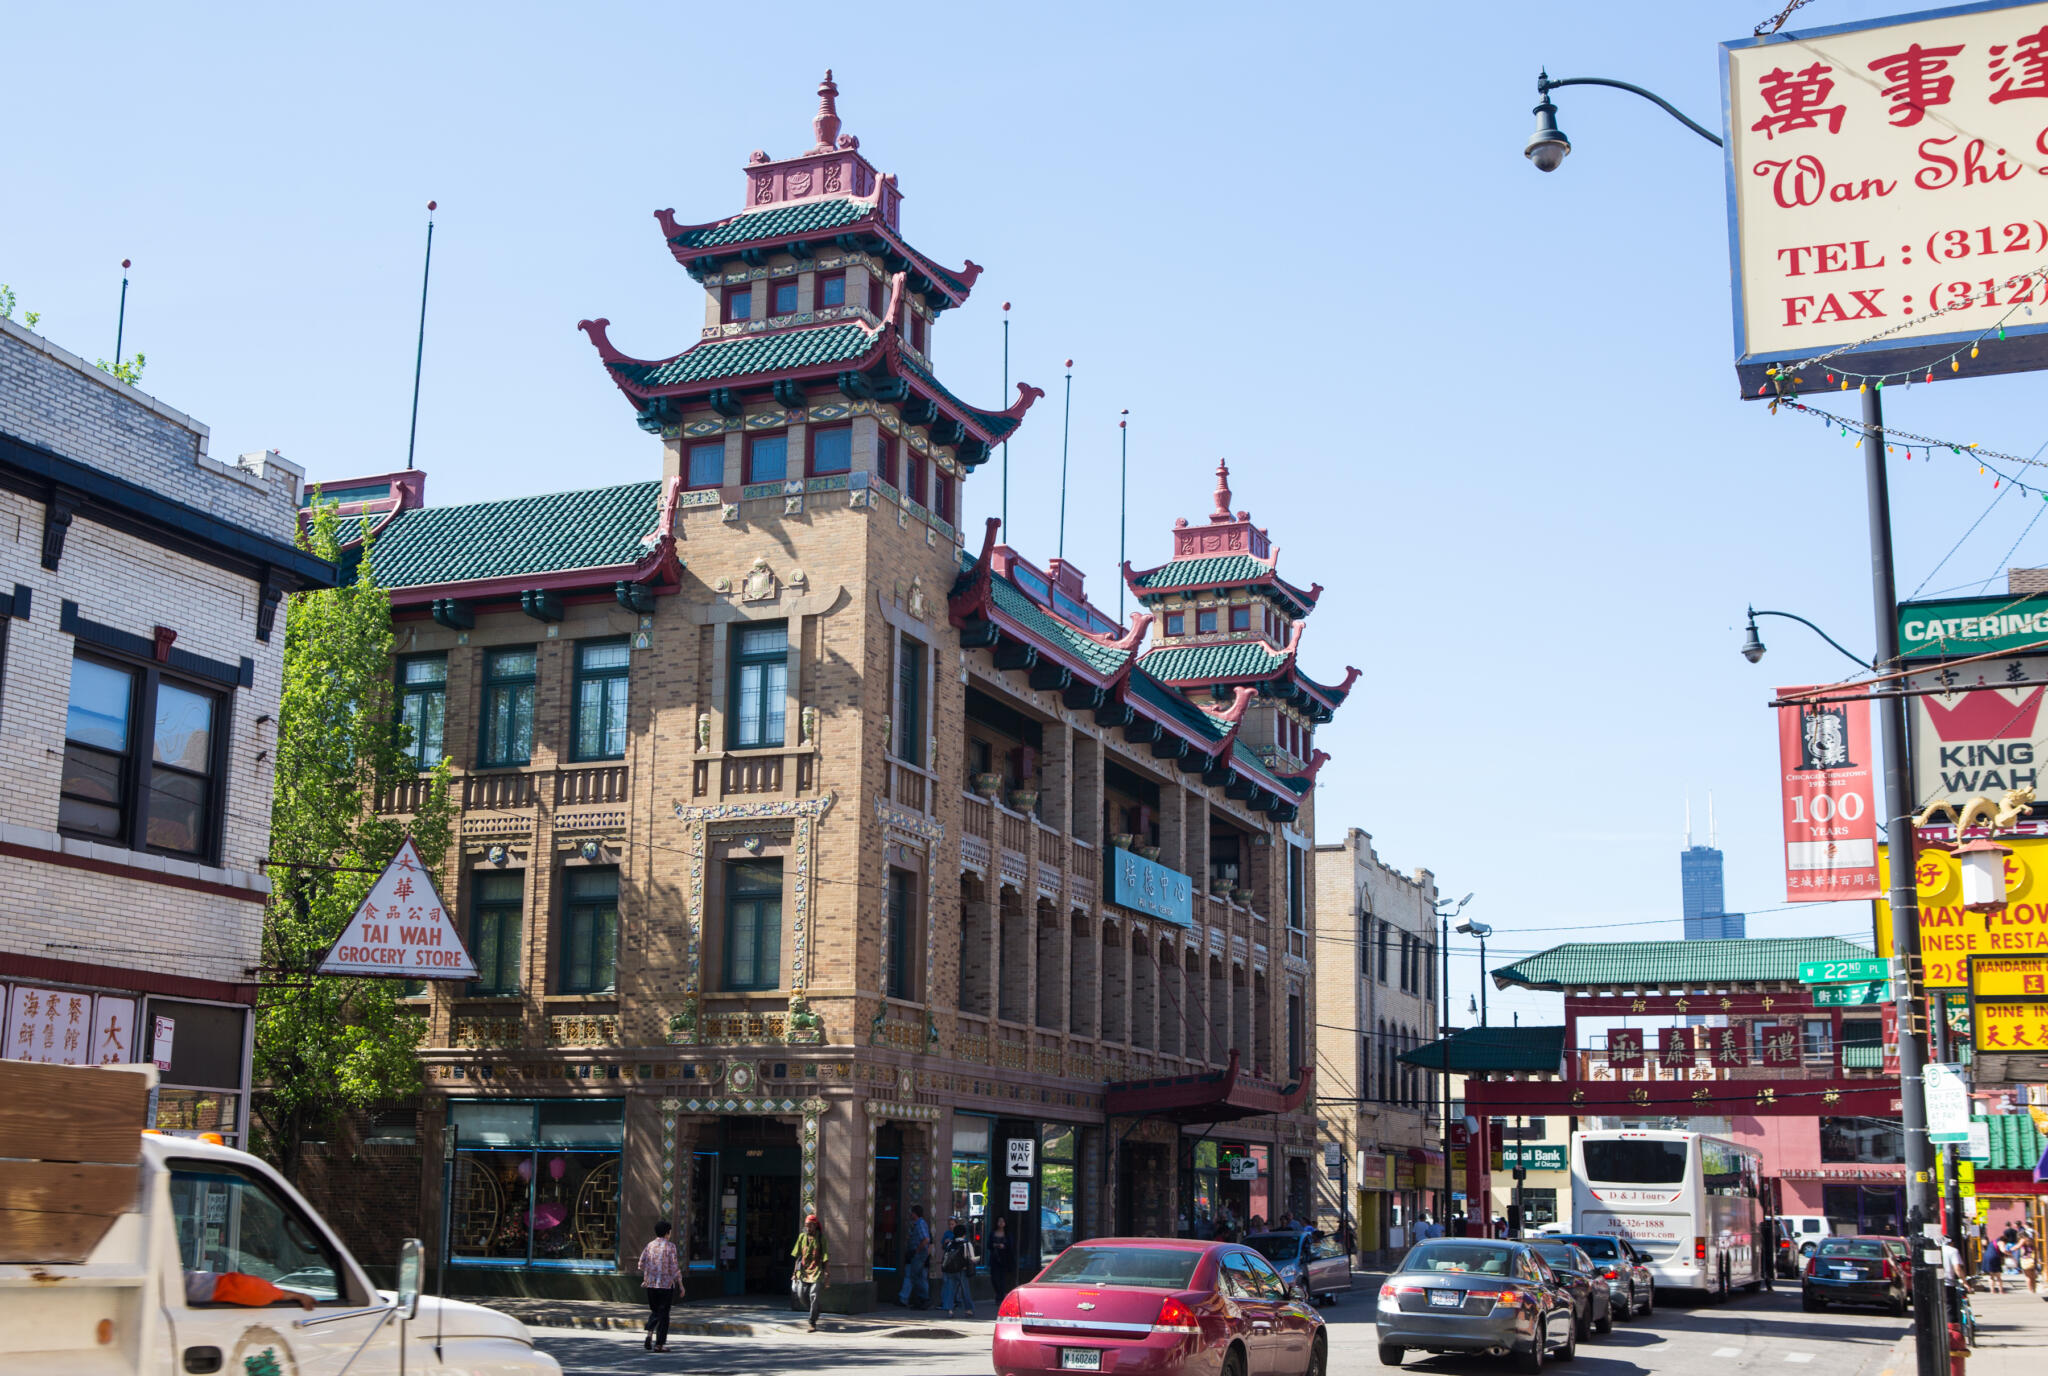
[1681,794,1745,940]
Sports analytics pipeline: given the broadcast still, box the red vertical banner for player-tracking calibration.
[1659,1026,1696,1069]
[1608,1028,1645,1069]
[1711,1023,1750,1068]
[1759,1023,1801,1067]
[1882,1002,1900,1076]
[1778,688,1881,901]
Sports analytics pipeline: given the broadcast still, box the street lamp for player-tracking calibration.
[1455,919,1494,1026]
[1433,892,1474,1233]
[1739,606,1873,670]
[1522,69,1722,173]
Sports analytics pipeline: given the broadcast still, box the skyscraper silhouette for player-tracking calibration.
[1681,795,1745,940]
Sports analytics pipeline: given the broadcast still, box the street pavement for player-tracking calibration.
[528,1275,1920,1375]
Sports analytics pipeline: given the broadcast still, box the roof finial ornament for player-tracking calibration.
[1210,458,1234,523]
[813,69,842,152]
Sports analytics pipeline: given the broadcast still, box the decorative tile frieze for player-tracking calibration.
[453,1015,521,1049]
[547,1014,619,1047]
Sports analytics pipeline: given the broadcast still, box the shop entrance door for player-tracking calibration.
[716,1118,802,1297]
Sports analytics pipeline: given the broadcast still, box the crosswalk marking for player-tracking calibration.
[1714,1348,1742,1358]
[1785,1354,1816,1364]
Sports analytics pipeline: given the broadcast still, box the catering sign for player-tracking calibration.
[1722,3,2048,393]
[1900,594,2048,658]
[316,837,476,979]
[1778,686,1881,900]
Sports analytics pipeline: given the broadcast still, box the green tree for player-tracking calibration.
[254,499,453,1182]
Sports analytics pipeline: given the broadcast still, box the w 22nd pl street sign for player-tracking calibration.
[1722,3,2048,394]
[1800,957,1889,984]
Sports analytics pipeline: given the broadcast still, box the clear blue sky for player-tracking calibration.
[8,1,2040,1028]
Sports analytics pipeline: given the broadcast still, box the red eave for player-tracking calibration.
[654,204,982,307]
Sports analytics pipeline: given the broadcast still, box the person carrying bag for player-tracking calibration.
[790,1213,828,1331]
[939,1215,978,1319]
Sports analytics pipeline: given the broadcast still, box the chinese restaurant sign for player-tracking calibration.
[1722,3,2048,392]
[1778,686,1881,900]
[1109,846,1194,928]
[1899,651,2048,811]
[317,837,476,979]
[1968,952,2048,1050]
[1877,839,2048,987]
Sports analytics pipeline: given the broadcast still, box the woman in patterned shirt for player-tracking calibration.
[637,1219,681,1351]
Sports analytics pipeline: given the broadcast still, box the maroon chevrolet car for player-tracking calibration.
[992,1237,1327,1376]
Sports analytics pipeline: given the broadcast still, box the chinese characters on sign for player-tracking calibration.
[316,837,477,979]
[1722,5,2048,389]
[1606,1028,1645,1069]
[1761,1024,1803,1066]
[1878,839,2048,987]
[4,987,139,1065]
[1778,687,1881,901]
[1108,846,1194,928]
[1659,1026,1697,1069]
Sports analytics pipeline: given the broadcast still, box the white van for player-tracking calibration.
[0,1062,559,1375]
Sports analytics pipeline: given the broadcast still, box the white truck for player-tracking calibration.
[0,1060,560,1375]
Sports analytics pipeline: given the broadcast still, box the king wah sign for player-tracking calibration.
[1778,686,1881,901]
[1723,2,2048,393]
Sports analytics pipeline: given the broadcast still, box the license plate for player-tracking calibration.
[1060,1350,1102,1370]
[1834,1267,1859,1278]
[1429,1290,1463,1308]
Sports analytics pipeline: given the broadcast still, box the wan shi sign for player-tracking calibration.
[317,838,476,979]
[1722,2,2048,391]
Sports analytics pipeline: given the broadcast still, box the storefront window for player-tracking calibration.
[688,1153,717,1269]
[1040,1125,1078,1266]
[1519,1188,1559,1227]
[447,1100,623,1271]
[952,1115,992,1248]
[1820,1117,1904,1164]
[873,1124,904,1277]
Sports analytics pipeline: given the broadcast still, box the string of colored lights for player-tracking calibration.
[1768,396,2048,501]
[1761,264,2048,391]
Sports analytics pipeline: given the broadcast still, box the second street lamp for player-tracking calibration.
[1740,607,1873,670]
[1522,68,1722,173]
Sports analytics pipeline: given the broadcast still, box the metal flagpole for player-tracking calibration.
[114,260,131,365]
[1057,360,1073,560]
[1002,303,1011,537]
[406,202,438,471]
[1118,411,1129,621]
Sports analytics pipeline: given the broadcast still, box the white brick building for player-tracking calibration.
[0,315,332,1142]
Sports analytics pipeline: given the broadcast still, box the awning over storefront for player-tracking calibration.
[1104,1050,1313,1125]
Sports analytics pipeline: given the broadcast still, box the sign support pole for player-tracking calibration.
[1862,384,1945,1376]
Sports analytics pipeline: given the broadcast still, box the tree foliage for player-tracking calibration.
[254,500,453,1181]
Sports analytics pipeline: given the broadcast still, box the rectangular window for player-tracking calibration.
[1287,845,1306,930]
[722,285,753,323]
[868,275,884,318]
[1287,992,1303,1074]
[746,433,788,484]
[895,634,926,767]
[1196,609,1218,634]
[571,639,630,761]
[687,441,726,489]
[809,425,852,476]
[1164,613,1184,636]
[876,435,899,486]
[909,311,926,352]
[724,858,783,990]
[559,867,619,993]
[817,272,846,308]
[61,655,223,860]
[932,472,955,523]
[907,453,928,506]
[886,867,915,1000]
[470,871,524,995]
[1230,606,1251,632]
[728,622,788,748]
[480,648,537,767]
[770,277,798,316]
[396,654,447,768]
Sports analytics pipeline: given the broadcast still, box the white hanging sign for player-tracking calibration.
[316,838,476,979]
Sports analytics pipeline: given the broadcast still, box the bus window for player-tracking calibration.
[1581,1138,1687,1185]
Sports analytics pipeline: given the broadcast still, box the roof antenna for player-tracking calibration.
[1708,791,1717,849]
[1684,793,1692,850]
[406,201,438,471]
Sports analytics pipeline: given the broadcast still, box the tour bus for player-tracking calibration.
[1571,1128,1765,1298]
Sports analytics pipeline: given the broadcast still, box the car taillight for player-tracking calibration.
[1881,1261,1895,1280]
[1695,1237,1707,1261]
[1379,1283,1398,1301]
[1600,1266,1619,1280]
[1463,1291,1513,1304]
[1805,1258,1818,1277]
[1154,1297,1199,1333]
[997,1291,1024,1320]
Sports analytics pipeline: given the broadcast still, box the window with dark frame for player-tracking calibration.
[480,647,537,767]
[60,654,224,861]
[1286,992,1303,1074]
[909,310,926,352]
[817,272,846,308]
[686,441,726,489]
[895,633,926,767]
[906,452,928,506]
[559,867,619,994]
[470,871,524,995]
[876,435,899,487]
[728,622,788,748]
[809,425,852,476]
[722,285,753,323]
[886,867,915,1000]
[932,471,954,523]
[868,275,884,318]
[396,654,446,768]
[770,277,799,316]
[1196,609,1218,634]
[746,433,788,485]
[1230,606,1251,632]
[571,639,630,761]
[724,858,783,990]
[1164,613,1184,636]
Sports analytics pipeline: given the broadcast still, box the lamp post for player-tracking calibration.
[1435,892,1473,1232]
[1521,69,1723,173]
[1456,919,1493,1027]
[1738,607,1872,670]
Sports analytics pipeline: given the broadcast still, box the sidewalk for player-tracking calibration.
[1960,1289,2048,1375]
[484,1295,995,1340]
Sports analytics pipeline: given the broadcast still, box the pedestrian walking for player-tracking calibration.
[790,1213,828,1331]
[1982,1232,2007,1294]
[897,1203,932,1308]
[940,1215,979,1319]
[636,1219,680,1353]
[2017,1231,2039,1294]
[987,1216,1016,1301]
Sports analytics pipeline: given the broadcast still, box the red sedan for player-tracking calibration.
[993,1237,1327,1376]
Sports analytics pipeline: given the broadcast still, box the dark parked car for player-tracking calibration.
[1245,1230,1353,1305]
[1376,1238,1577,1372]
[1528,1241,1611,1339]
[1803,1237,1908,1315]
[1553,1234,1654,1318]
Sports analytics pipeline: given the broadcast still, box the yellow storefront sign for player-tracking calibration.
[1876,840,2048,987]
[1975,1001,2048,1053]
[1970,953,2048,999]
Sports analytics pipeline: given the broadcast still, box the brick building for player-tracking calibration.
[304,76,1352,1307]
[0,314,331,1140]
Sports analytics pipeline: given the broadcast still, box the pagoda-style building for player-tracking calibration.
[296,76,1349,1317]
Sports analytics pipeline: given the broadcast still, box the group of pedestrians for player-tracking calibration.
[892,1204,1018,1319]
[631,1211,835,1350]
[1975,1224,2041,1296]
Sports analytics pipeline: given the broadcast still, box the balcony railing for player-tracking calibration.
[557,764,628,806]
[963,793,994,840]
[1035,820,1062,868]
[462,771,538,810]
[722,754,783,795]
[997,805,1031,856]
[888,760,928,813]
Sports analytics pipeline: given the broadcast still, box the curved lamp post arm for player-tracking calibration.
[1538,73,1724,147]
[1750,606,1874,670]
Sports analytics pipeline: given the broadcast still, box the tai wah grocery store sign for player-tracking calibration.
[1723,3,2048,392]
[317,838,476,979]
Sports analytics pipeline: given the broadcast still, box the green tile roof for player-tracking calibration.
[610,322,877,391]
[1126,670,1234,744]
[1228,744,1296,797]
[898,354,1024,441]
[1139,641,1290,682]
[1132,555,1274,590]
[1399,1025,1568,1075]
[360,480,663,590]
[1494,937,1879,991]
[986,568,1130,676]
[668,198,875,251]
[1975,1113,2047,1172]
